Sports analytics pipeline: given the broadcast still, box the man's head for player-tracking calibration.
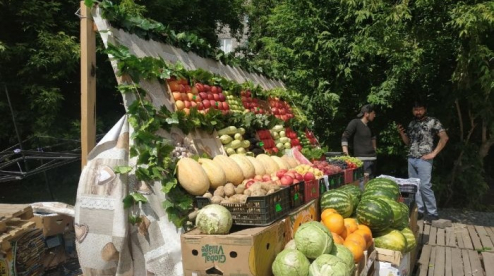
[412,100,427,120]
[357,104,376,122]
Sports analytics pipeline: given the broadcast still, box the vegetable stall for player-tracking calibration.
[75,2,419,276]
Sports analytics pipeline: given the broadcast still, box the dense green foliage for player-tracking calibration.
[243,0,494,209]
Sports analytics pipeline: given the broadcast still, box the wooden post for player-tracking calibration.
[80,1,96,168]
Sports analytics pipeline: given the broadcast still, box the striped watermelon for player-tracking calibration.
[356,197,393,233]
[320,190,354,218]
[374,229,408,253]
[365,179,400,199]
[398,202,410,229]
[400,227,417,252]
[379,197,406,229]
[338,185,362,210]
[361,188,399,201]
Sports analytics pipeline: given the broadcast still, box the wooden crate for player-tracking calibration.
[417,244,488,276]
[0,204,33,220]
[418,222,494,252]
[0,219,36,251]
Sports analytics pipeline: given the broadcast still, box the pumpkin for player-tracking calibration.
[176,157,210,195]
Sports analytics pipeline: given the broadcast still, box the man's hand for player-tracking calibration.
[421,152,436,160]
[397,124,406,135]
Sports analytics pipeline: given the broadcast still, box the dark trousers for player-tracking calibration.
[363,160,377,179]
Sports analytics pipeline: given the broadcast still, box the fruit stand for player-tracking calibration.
[70,3,427,276]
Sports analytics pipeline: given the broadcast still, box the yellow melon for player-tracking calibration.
[246,156,266,176]
[229,154,256,179]
[212,155,244,185]
[176,157,210,195]
[198,158,227,189]
[256,154,280,175]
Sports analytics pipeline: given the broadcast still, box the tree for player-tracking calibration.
[244,0,494,209]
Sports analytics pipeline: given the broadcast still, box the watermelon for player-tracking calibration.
[379,197,407,230]
[321,190,354,218]
[356,197,394,233]
[397,202,410,229]
[338,185,362,210]
[365,179,400,199]
[361,188,399,201]
[400,227,417,252]
[374,229,408,253]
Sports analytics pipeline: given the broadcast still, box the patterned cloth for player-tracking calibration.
[75,116,184,276]
[406,117,445,158]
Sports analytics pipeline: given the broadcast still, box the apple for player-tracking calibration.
[218,93,225,101]
[199,92,208,100]
[184,101,191,108]
[254,175,263,181]
[202,100,211,109]
[285,172,295,179]
[168,81,181,91]
[175,100,185,110]
[245,179,256,189]
[191,86,199,94]
[187,93,194,101]
[207,94,214,100]
[210,100,217,109]
[217,87,222,93]
[222,102,229,110]
[183,108,190,115]
[262,174,271,182]
[184,85,191,93]
[211,86,218,94]
[196,102,204,110]
[190,101,197,108]
[294,172,304,182]
[276,169,288,179]
[203,84,211,91]
[195,83,205,92]
[172,92,181,101]
[280,175,293,186]
[213,94,220,101]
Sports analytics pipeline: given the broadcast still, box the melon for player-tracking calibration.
[229,154,256,179]
[320,190,354,218]
[246,156,266,176]
[176,157,210,195]
[198,158,227,189]
[270,156,290,170]
[212,155,244,185]
[356,197,394,233]
[256,154,280,174]
[282,155,299,168]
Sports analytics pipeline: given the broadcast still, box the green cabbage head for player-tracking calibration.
[195,204,232,234]
[272,249,310,276]
[330,244,355,274]
[295,221,333,259]
[309,254,350,276]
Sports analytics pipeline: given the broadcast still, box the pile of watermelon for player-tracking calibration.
[320,178,416,253]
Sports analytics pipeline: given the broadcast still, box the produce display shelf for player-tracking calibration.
[288,181,305,208]
[353,166,365,180]
[196,187,291,226]
[343,168,355,184]
[304,179,319,203]
[327,172,344,189]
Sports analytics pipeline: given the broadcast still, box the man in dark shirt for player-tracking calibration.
[341,104,377,178]
[398,100,448,223]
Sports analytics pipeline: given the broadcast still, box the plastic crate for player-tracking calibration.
[353,166,364,180]
[399,184,418,195]
[304,179,319,202]
[327,172,344,189]
[288,182,305,208]
[343,169,354,184]
[319,178,328,195]
[196,187,290,226]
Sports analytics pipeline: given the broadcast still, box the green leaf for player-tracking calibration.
[130,192,148,203]
[114,166,133,174]
[123,195,134,209]
[162,177,177,193]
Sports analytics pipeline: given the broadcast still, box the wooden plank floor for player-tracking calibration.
[417,222,494,252]
[417,245,484,276]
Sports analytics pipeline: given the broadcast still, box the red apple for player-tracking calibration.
[196,102,204,110]
[211,86,218,94]
[276,169,288,179]
[280,175,293,186]
[218,93,225,101]
[199,92,208,100]
[245,179,256,189]
[222,102,229,110]
[195,83,205,92]
[294,173,304,182]
[304,172,316,182]
[207,94,214,100]
[217,87,222,93]
[210,100,217,109]
[262,174,271,182]
[203,84,211,91]
[213,94,220,101]
[202,100,211,109]
[184,101,191,108]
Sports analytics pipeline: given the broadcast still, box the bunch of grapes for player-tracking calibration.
[327,159,348,170]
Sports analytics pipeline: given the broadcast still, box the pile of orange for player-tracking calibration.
[320,208,373,263]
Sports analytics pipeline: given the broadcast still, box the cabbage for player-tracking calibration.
[309,254,350,276]
[295,221,333,259]
[330,244,355,274]
[195,204,232,234]
[272,249,310,276]
[285,239,297,250]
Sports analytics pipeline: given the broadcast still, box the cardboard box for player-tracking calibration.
[0,250,14,276]
[181,219,287,276]
[373,251,410,276]
[357,249,376,276]
[30,213,74,237]
[284,199,319,242]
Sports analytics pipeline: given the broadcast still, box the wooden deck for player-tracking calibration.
[415,220,494,276]
[0,204,35,252]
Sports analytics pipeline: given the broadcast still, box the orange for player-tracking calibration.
[344,240,364,263]
[321,208,338,221]
[344,233,367,251]
[357,224,373,238]
[331,232,345,245]
[353,229,373,249]
[344,218,358,233]
[322,213,345,234]
[339,225,349,240]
